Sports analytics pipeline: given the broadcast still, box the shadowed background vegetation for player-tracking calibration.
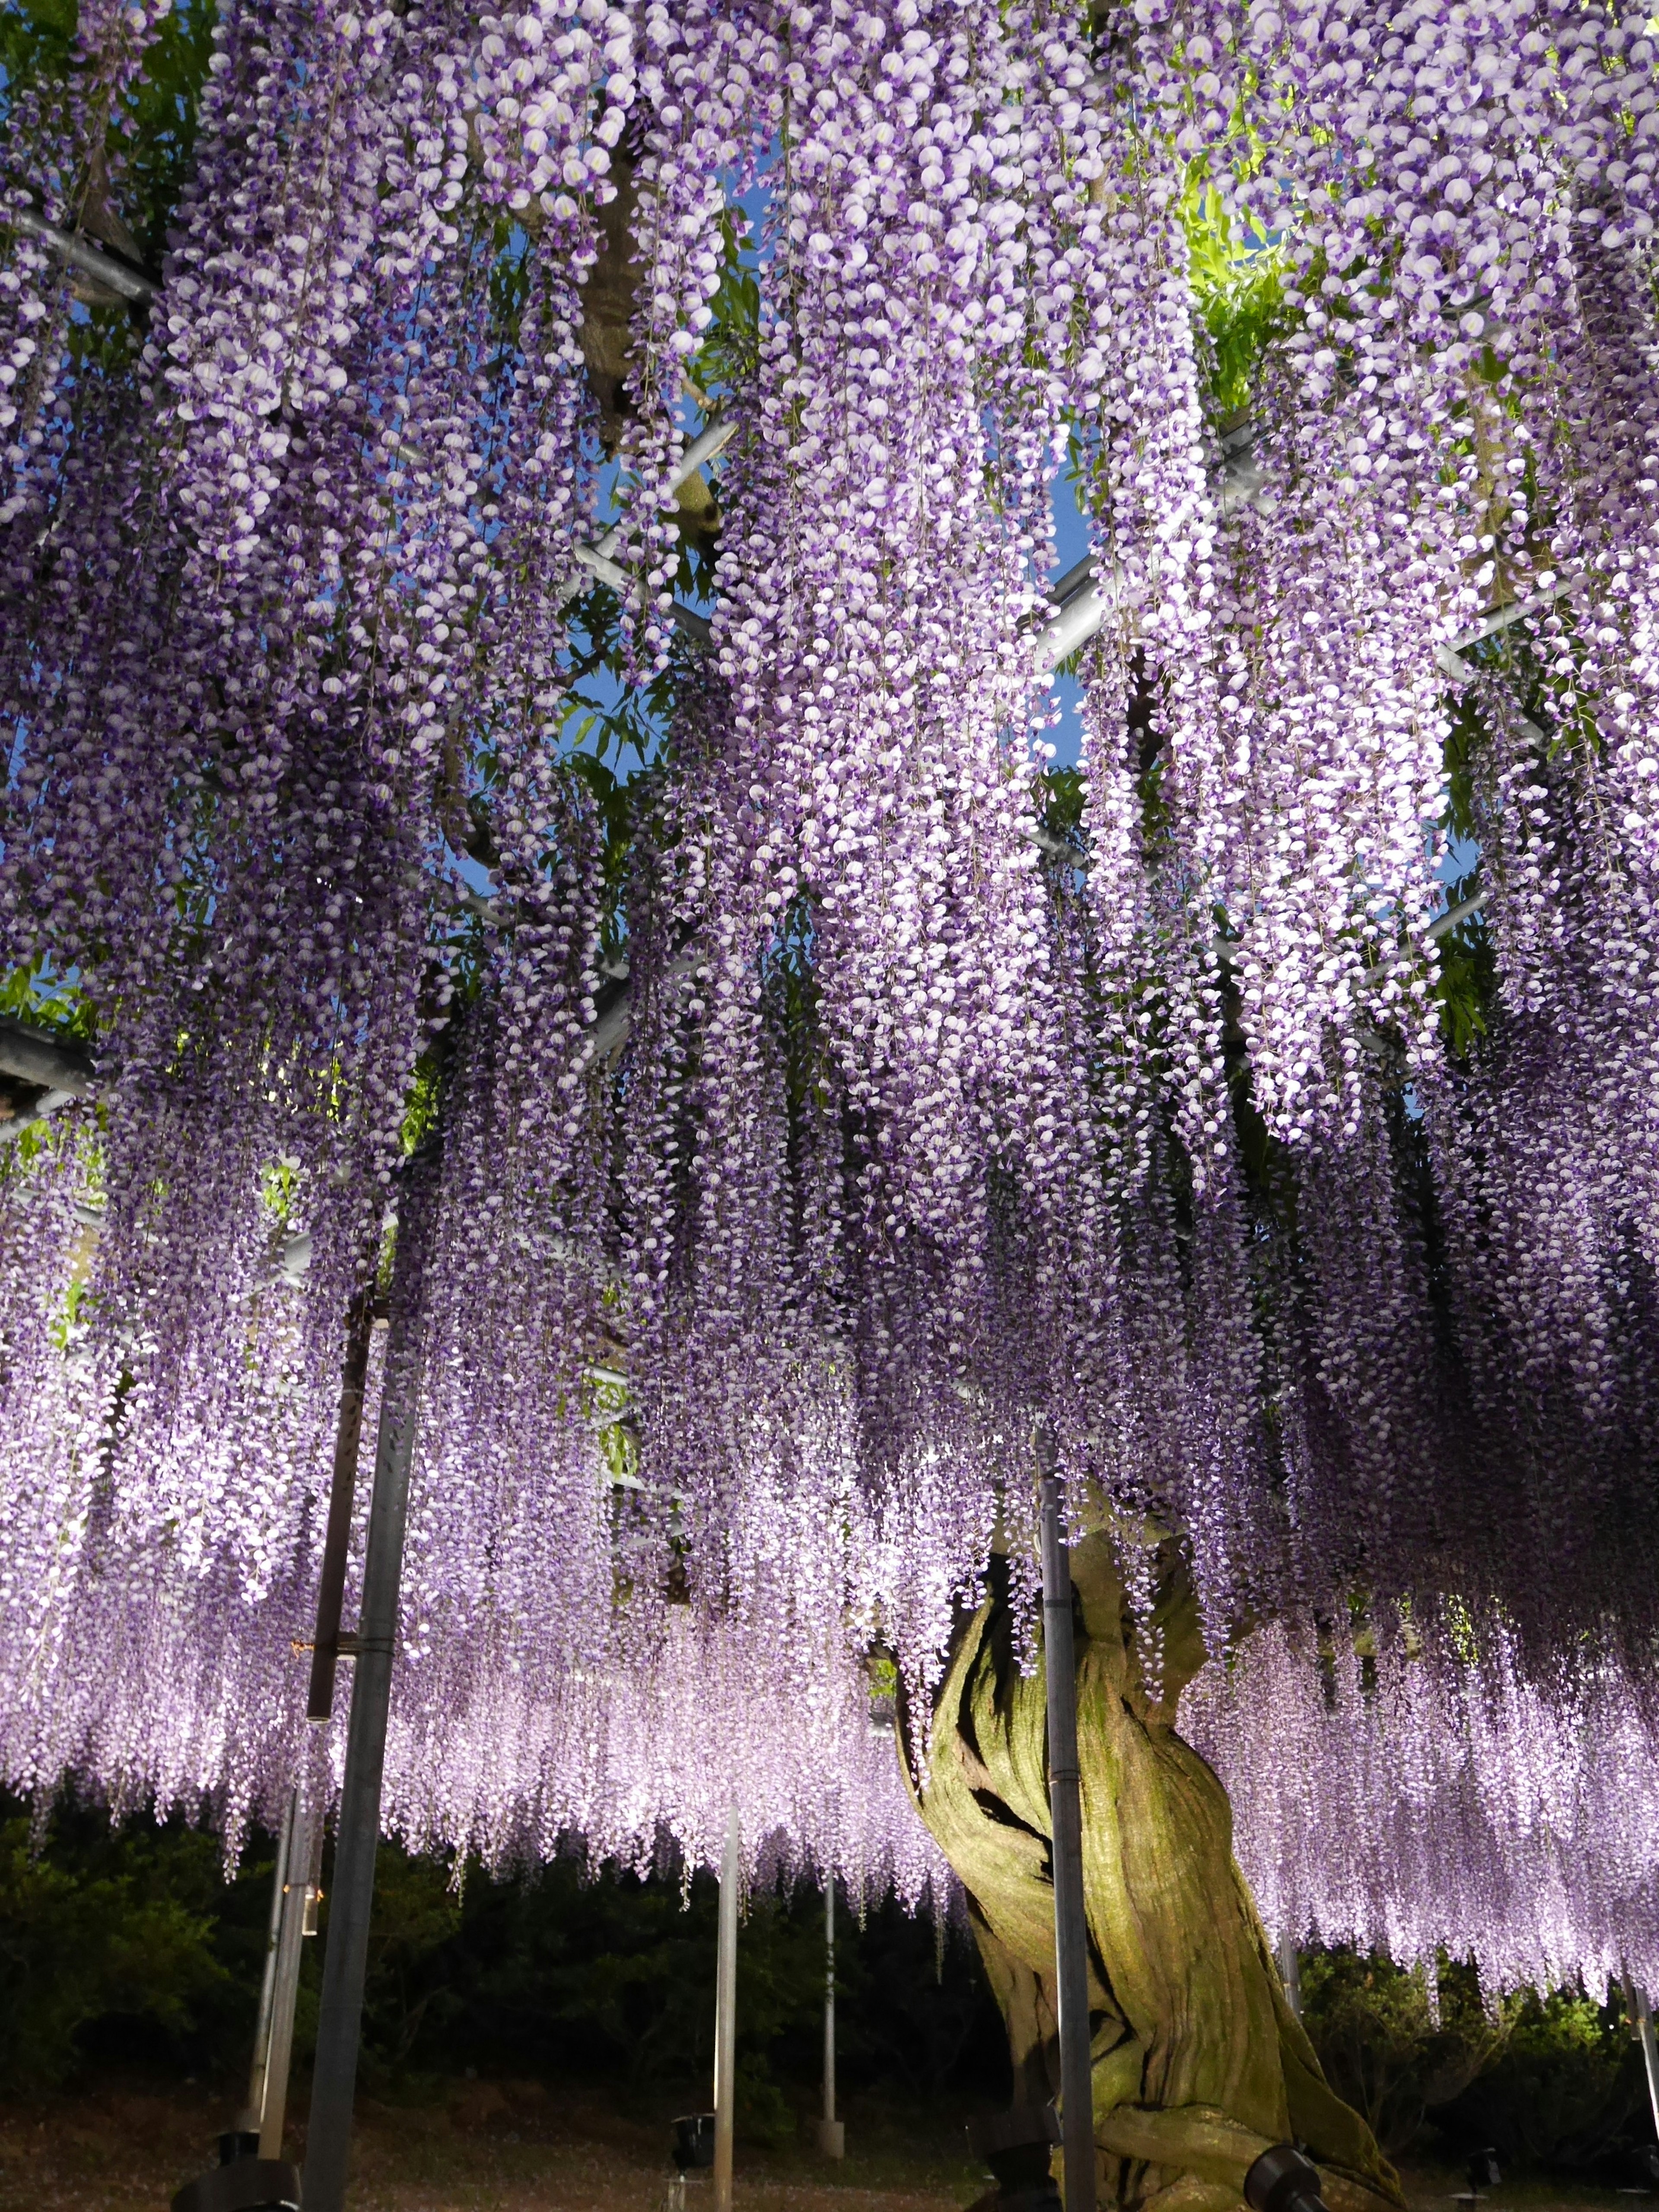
[0,1793,1650,2180]
[0,1794,1006,2141]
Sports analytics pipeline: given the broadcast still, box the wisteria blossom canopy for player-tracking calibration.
[3,0,1659,1986]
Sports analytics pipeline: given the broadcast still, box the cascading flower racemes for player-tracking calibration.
[613,2,769,672]
[0,0,175,526]
[1087,0,1651,1158]
[1050,0,1659,1643]
[615,1,1163,1678]
[6,0,1659,1968]
[2,0,639,1406]
[1184,1605,1659,2000]
[0,1105,359,1837]
[397,777,613,1695]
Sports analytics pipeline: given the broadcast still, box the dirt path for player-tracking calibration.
[0,2079,983,2212]
[0,2082,1645,2212]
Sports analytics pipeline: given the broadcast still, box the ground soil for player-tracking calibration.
[0,2078,1649,2212]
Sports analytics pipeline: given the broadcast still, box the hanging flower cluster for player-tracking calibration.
[1,0,1659,1959]
[1185,1610,1659,1999]
[0,1098,940,1896]
[0,0,174,525]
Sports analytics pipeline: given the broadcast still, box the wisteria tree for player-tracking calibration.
[3,5,1659,2211]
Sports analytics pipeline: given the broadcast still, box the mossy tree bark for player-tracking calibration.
[900,1533,1403,2212]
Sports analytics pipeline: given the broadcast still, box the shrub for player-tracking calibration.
[1299,1948,1514,2155]
[0,1808,229,2087]
[1434,1986,1645,2171]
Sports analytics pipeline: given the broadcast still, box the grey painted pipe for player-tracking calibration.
[259,1789,310,2159]
[0,1018,93,1093]
[1277,1932,1303,2022]
[302,1156,438,2212]
[1628,1980,1659,2144]
[713,1807,740,2212]
[242,1793,295,2128]
[818,1875,844,2156]
[1039,1447,1096,2212]
[10,209,157,301]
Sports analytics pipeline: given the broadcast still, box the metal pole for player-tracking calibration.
[1039,1445,1096,2212]
[258,1789,310,2158]
[713,1807,740,2212]
[818,1875,844,2157]
[308,1296,378,1724]
[241,1791,296,2129]
[226,1300,379,2167]
[1278,1932,1303,2023]
[303,1155,438,2212]
[1628,1980,1659,2142]
[823,1875,836,2128]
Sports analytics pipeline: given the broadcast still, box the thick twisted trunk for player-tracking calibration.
[903,1534,1403,2212]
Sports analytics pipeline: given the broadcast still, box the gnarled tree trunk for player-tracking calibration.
[902,1533,1403,2212]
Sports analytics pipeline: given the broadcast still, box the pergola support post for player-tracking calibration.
[713,1806,741,2212]
[302,1157,439,2212]
[818,1874,843,2158]
[1039,1441,1096,2212]
[229,1292,381,2167]
[258,1788,310,2158]
[1628,1980,1659,2144]
[1277,1933,1303,2022]
[240,1791,295,2131]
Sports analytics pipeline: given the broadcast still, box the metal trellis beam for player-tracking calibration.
[9,209,158,302]
[0,1018,95,1149]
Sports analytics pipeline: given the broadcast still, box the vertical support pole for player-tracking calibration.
[823,1874,835,2127]
[240,1301,378,2156]
[1039,1441,1096,2212]
[1628,1980,1659,2142]
[1278,1933,1303,2023]
[713,1806,741,2212]
[818,1874,844,2157]
[241,1791,296,2129]
[258,1789,310,2158]
[308,1296,377,1724]
[303,1157,438,2212]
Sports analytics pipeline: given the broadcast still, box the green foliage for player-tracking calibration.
[1432,895,1495,1060]
[0,0,218,255]
[424,1857,731,2088]
[0,957,91,1039]
[1427,692,1496,1057]
[399,1051,444,1156]
[0,964,98,1173]
[558,591,694,773]
[589,1364,637,1489]
[688,205,761,407]
[5,1794,1640,2171]
[0,1792,1003,2120]
[0,1799,249,2088]
[3,1,220,378]
[0,2,78,116]
[113,0,219,272]
[1180,177,1286,417]
[355,1846,465,2073]
[1037,764,1088,858]
[1300,1947,1517,2155]
[569,748,648,970]
[1300,1947,1647,2171]
[259,1151,302,1228]
[347,1851,998,2117]
[1439,1986,1645,2170]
